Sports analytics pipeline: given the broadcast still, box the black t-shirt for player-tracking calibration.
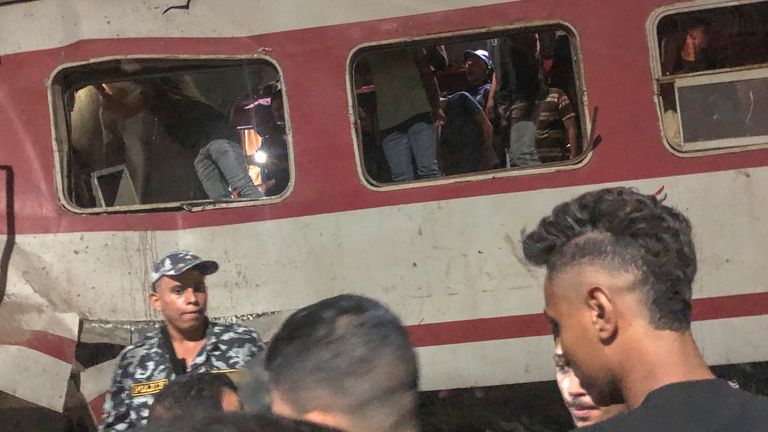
[153,97,241,151]
[578,379,768,432]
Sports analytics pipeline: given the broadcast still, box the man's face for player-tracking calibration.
[465,56,489,87]
[544,264,621,407]
[150,269,208,332]
[554,349,627,427]
[686,26,709,54]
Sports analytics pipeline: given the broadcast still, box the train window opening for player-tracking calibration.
[52,58,290,212]
[654,2,768,152]
[350,25,586,186]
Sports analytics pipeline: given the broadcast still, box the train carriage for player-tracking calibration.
[1,0,767,429]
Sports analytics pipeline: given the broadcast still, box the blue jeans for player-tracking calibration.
[507,120,541,167]
[194,139,262,200]
[382,121,440,182]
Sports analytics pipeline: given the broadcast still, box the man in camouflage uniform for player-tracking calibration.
[100,251,264,431]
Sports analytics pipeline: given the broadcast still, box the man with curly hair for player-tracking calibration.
[522,187,768,431]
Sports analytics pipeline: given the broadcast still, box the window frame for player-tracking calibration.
[48,54,294,215]
[345,21,592,192]
[648,0,768,156]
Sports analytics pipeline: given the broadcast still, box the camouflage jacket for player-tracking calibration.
[99,320,263,431]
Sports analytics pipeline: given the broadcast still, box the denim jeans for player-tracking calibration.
[382,121,440,182]
[194,139,262,200]
[507,120,541,167]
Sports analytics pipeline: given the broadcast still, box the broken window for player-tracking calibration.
[654,2,768,152]
[350,25,586,186]
[52,58,290,211]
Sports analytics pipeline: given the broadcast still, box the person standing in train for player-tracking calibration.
[362,47,444,182]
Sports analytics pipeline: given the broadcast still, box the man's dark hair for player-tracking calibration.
[686,16,712,33]
[149,372,238,422]
[522,187,697,331]
[140,412,339,432]
[265,294,418,430]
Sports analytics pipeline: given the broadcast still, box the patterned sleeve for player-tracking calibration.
[557,89,576,121]
[99,351,134,432]
[220,324,265,368]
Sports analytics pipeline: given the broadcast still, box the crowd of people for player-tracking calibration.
[98,187,768,432]
[355,30,581,184]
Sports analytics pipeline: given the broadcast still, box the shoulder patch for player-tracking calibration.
[130,378,168,397]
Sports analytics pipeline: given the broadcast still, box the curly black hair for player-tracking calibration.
[522,187,697,331]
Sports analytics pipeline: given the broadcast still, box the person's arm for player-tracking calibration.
[484,73,497,120]
[564,116,578,158]
[99,356,134,432]
[556,90,579,159]
[416,49,446,126]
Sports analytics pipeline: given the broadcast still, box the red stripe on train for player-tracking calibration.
[9,292,767,361]
[693,291,768,321]
[88,393,107,426]
[406,291,768,347]
[3,329,76,364]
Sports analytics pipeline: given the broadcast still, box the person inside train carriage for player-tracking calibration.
[521,187,768,431]
[490,32,579,167]
[486,32,536,167]
[463,49,494,111]
[530,77,579,163]
[100,251,265,432]
[661,17,717,77]
[147,372,243,423]
[553,344,627,428]
[265,294,420,432]
[360,47,443,182]
[438,49,499,175]
[547,35,577,123]
[245,91,289,197]
[98,78,263,202]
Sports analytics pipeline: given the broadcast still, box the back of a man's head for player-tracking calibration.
[523,187,697,331]
[149,372,242,422]
[265,294,419,432]
[140,412,339,432]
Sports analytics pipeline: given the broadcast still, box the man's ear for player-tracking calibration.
[149,290,162,312]
[586,286,618,344]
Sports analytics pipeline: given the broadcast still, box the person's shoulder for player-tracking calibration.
[117,328,162,360]
[729,387,768,413]
[721,387,768,430]
[211,321,263,344]
[448,91,481,110]
[109,328,164,381]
